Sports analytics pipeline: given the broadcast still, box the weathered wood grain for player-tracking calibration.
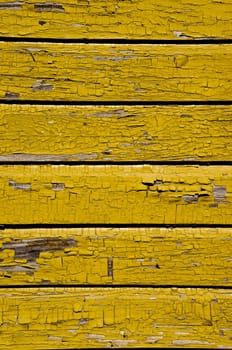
[1,165,232,224]
[0,287,232,349]
[1,43,232,101]
[0,227,232,286]
[0,0,231,40]
[1,104,232,162]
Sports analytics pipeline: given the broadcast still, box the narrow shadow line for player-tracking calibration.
[0,284,231,289]
[2,224,232,229]
[1,37,232,44]
[0,161,232,165]
[1,100,232,105]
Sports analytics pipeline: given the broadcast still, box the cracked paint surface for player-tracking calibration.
[0,43,231,101]
[0,287,232,349]
[0,1,231,348]
[1,105,232,162]
[0,0,231,39]
[0,165,231,224]
[0,228,231,285]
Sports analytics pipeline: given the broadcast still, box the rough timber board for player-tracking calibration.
[0,227,232,286]
[1,43,232,101]
[0,287,232,349]
[0,0,231,40]
[1,105,232,162]
[0,165,232,224]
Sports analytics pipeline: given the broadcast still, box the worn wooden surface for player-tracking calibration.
[1,104,232,162]
[0,0,231,40]
[1,43,232,101]
[0,227,231,286]
[1,0,232,348]
[0,287,232,349]
[0,165,232,224]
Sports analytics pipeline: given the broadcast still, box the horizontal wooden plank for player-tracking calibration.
[1,105,232,162]
[0,287,232,349]
[1,43,231,101]
[1,165,232,224]
[0,0,231,40]
[0,227,232,286]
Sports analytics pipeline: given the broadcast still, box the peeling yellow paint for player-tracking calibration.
[0,0,231,347]
[0,43,231,101]
[0,165,232,224]
[1,104,232,162]
[0,287,231,349]
[0,228,231,285]
[0,0,231,39]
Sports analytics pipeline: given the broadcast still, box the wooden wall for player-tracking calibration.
[0,0,232,348]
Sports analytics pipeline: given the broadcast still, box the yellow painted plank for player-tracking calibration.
[1,43,232,101]
[0,287,232,349]
[0,165,232,224]
[1,104,232,162]
[0,0,231,39]
[0,227,232,286]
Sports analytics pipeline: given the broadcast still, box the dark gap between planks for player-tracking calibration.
[2,224,232,229]
[0,284,231,289]
[1,100,232,105]
[0,37,232,44]
[1,161,232,165]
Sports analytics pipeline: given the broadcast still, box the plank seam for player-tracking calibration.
[39,348,218,350]
[1,161,232,166]
[1,100,232,106]
[2,224,232,229]
[43,348,222,350]
[0,38,232,44]
[0,285,231,289]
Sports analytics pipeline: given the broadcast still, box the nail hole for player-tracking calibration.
[39,20,46,25]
